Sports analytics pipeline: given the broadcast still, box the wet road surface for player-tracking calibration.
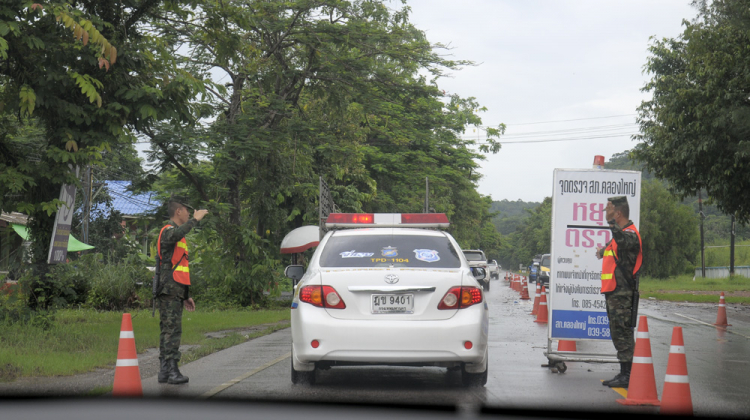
[140,271,750,417]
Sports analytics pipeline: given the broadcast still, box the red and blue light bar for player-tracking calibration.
[325,213,449,228]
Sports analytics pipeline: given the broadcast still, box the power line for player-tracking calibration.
[485,113,638,127]
[461,132,639,144]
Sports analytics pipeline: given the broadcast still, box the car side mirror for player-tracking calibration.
[471,267,486,280]
[285,265,305,285]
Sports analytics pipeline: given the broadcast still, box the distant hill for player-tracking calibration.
[490,199,541,235]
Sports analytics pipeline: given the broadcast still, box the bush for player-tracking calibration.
[86,253,152,310]
[0,285,32,325]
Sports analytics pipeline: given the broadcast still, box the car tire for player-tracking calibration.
[462,359,488,387]
[291,351,316,385]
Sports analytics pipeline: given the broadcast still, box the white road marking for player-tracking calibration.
[673,313,750,339]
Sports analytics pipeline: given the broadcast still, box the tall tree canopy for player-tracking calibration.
[634,0,750,223]
[141,0,504,304]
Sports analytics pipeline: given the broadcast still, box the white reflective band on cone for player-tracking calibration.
[664,374,689,384]
[719,303,726,307]
[670,345,685,354]
[120,331,135,339]
[636,332,650,339]
[540,302,547,305]
[116,359,139,367]
[632,356,652,364]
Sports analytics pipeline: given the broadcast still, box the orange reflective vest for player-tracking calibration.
[601,224,641,293]
[158,224,190,286]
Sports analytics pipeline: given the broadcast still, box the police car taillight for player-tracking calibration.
[438,286,483,310]
[325,213,449,228]
[299,285,346,309]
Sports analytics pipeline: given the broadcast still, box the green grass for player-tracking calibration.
[0,308,290,381]
[640,274,750,304]
[702,239,750,267]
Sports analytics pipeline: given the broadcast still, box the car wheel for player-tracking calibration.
[291,351,316,385]
[462,359,488,387]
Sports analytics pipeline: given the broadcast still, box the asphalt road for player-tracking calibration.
[138,271,750,417]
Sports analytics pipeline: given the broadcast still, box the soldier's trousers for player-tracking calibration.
[158,295,184,361]
[605,287,635,363]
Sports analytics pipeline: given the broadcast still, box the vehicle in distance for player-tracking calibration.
[287,213,489,387]
[538,253,551,286]
[487,260,501,280]
[462,249,490,291]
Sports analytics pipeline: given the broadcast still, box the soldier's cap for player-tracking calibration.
[607,196,628,207]
[168,195,194,211]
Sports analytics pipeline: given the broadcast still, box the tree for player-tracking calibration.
[639,180,700,278]
[144,0,504,305]
[633,0,750,223]
[497,197,551,270]
[0,1,203,307]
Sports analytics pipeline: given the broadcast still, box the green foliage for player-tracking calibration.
[85,253,151,310]
[490,199,542,235]
[139,0,503,305]
[497,197,551,270]
[639,180,700,278]
[634,0,750,223]
[22,253,151,311]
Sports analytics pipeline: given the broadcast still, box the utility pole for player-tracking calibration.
[424,177,429,213]
[82,166,92,243]
[698,190,705,278]
[730,214,736,276]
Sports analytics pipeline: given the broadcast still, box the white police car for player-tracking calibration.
[285,213,489,386]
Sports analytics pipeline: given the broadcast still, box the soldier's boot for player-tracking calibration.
[606,362,632,388]
[602,362,626,386]
[157,357,169,383]
[167,359,189,384]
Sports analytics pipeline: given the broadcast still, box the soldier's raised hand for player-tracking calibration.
[193,209,209,221]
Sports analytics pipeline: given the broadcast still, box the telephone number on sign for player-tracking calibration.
[587,327,611,338]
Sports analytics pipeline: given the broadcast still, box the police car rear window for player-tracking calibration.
[319,235,461,268]
[463,252,485,261]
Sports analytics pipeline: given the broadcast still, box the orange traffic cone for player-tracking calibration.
[557,340,576,352]
[660,326,693,416]
[531,282,541,315]
[534,286,548,323]
[520,277,530,300]
[617,316,660,406]
[713,292,732,326]
[112,313,143,397]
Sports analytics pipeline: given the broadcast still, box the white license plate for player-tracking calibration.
[371,294,414,314]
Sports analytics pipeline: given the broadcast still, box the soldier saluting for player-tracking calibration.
[595,195,642,389]
[155,196,208,384]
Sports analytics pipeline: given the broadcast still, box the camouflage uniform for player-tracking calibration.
[158,219,197,362]
[602,220,640,362]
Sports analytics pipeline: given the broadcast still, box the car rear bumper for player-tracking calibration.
[291,303,489,368]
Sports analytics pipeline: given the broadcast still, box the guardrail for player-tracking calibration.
[694,266,750,278]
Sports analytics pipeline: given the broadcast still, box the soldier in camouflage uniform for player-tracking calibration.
[156,197,208,384]
[596,195,642,388]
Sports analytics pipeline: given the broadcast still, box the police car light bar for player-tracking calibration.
[325,213,449,228]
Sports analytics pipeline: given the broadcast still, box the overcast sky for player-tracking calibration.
[395,0,698,203]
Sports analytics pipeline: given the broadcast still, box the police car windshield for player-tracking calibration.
[319,234,461,268]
